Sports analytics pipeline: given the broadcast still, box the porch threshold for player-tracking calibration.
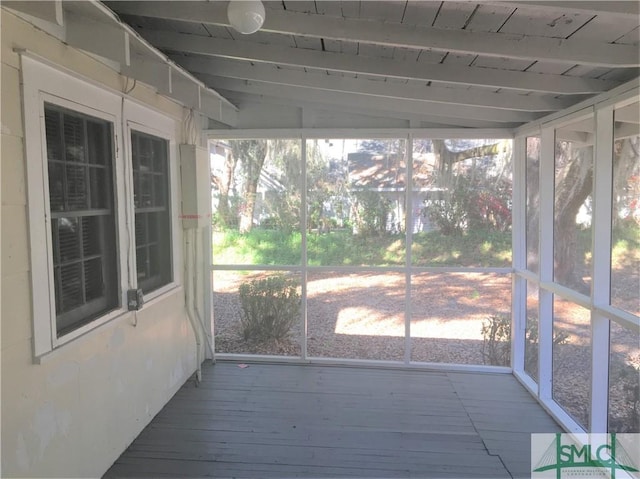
[104,362,562,478]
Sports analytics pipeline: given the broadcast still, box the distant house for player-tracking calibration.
[348,150,440,233]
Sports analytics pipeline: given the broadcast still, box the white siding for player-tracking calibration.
[1,9,198,477]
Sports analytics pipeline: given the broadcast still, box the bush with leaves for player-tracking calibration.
[238,275,301,342]
[609,360,640,433]
[352,191,392,236]
[428,172,511,235]
[481,314,568,367]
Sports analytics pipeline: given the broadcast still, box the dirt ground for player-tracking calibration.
[213,270,639,431]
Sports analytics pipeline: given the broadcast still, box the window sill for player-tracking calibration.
[34,284,184,364]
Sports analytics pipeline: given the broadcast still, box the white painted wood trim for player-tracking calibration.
[21,56,127,356]
[515,78,639,136]
[206,128,514,140]
[206,76,537,123]
[404,134,413,365]
[141,31,619,95]
[537,126,555,401]
[590,106,615,432]
[300,139,308,360]
[512,136,527,373]
[124,100,182,292]
[176,56,572,113]
[65,9,130,66]
[110,2,638,67]
[3,0,63,25]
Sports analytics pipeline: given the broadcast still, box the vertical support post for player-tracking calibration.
[512,136,527,372]
[301,136,308,360]
[538,126,555,401]
[203,225,214,360]
[590,105,614,432]
[404,134,414,365]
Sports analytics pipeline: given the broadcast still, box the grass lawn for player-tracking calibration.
[213,228,512,267]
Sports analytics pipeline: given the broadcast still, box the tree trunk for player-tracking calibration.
[553,145,593,292]
[237,141,268,233]
[212,147,238,228]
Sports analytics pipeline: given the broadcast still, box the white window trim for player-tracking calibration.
[22,56,181,359]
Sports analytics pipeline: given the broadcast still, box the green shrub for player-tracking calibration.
[481,314,569,367]
[481,314,512,366]
[609,361,640,433]
[238,275,301,342]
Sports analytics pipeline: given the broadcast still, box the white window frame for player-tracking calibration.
[123,101,181,302]
[23,56,181,359]
[513,87,640,433]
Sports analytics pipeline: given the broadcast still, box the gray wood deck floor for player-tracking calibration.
[104,362,562,478]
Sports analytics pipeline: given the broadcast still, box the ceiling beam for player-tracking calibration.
[174,55,577,112]
[490,1,640,17]
[219,89,519,129]
[199,75,541,124]
[107,1,638,68]
[142,30,620,95]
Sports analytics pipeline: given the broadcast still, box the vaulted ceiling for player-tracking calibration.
[56,1,634,129]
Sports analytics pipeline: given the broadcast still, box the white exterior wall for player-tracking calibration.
[1,10,198,477]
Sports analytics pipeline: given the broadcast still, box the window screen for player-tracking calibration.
[131,131,172,293]
[45,104,118,335]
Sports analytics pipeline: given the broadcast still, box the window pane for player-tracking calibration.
[45,109,62,161]
[552,296,591,429]
[413,139,512,267]
[59,262,84,313]
[131,131,171,293]
[213,270,302,357]
[44,104,118,335]
[84,258,103,301]
[136,246,148,283]
[66,165,88,210]
[63,114,85,163]
[57,217,81,262]
[611,101,640,317]
[135,213,147,246]
[89,167,108,209]
[554,118,594,294]
[411,272,511,365]
[81,217,101,257]
[526,137,540,273]
[307,272,404,361]
[609,321,640,433]
[304,139,406,266]
[524,281,539,381]
[48,162,65,212]
[87,120,108,165]
[211,139,302,265]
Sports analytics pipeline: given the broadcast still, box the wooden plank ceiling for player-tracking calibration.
[104,1,640,129]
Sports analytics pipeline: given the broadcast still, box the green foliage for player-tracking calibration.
[428,172,511,236]
[609,360,640,433]
[481,314,512,366]
[238,275,301,342]
[352,191,392,236]
[481,314,569,367]
[213,229,512,267]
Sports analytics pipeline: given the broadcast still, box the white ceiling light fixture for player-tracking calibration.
[227,0,265,35]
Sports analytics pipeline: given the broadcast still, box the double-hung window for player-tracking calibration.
[23,56,178,357]
[45,105,119,336]
[131,131,172,293]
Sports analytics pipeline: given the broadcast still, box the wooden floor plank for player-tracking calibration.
[103,362,562,479]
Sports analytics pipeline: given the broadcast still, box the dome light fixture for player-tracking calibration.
[227,0,265,35]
